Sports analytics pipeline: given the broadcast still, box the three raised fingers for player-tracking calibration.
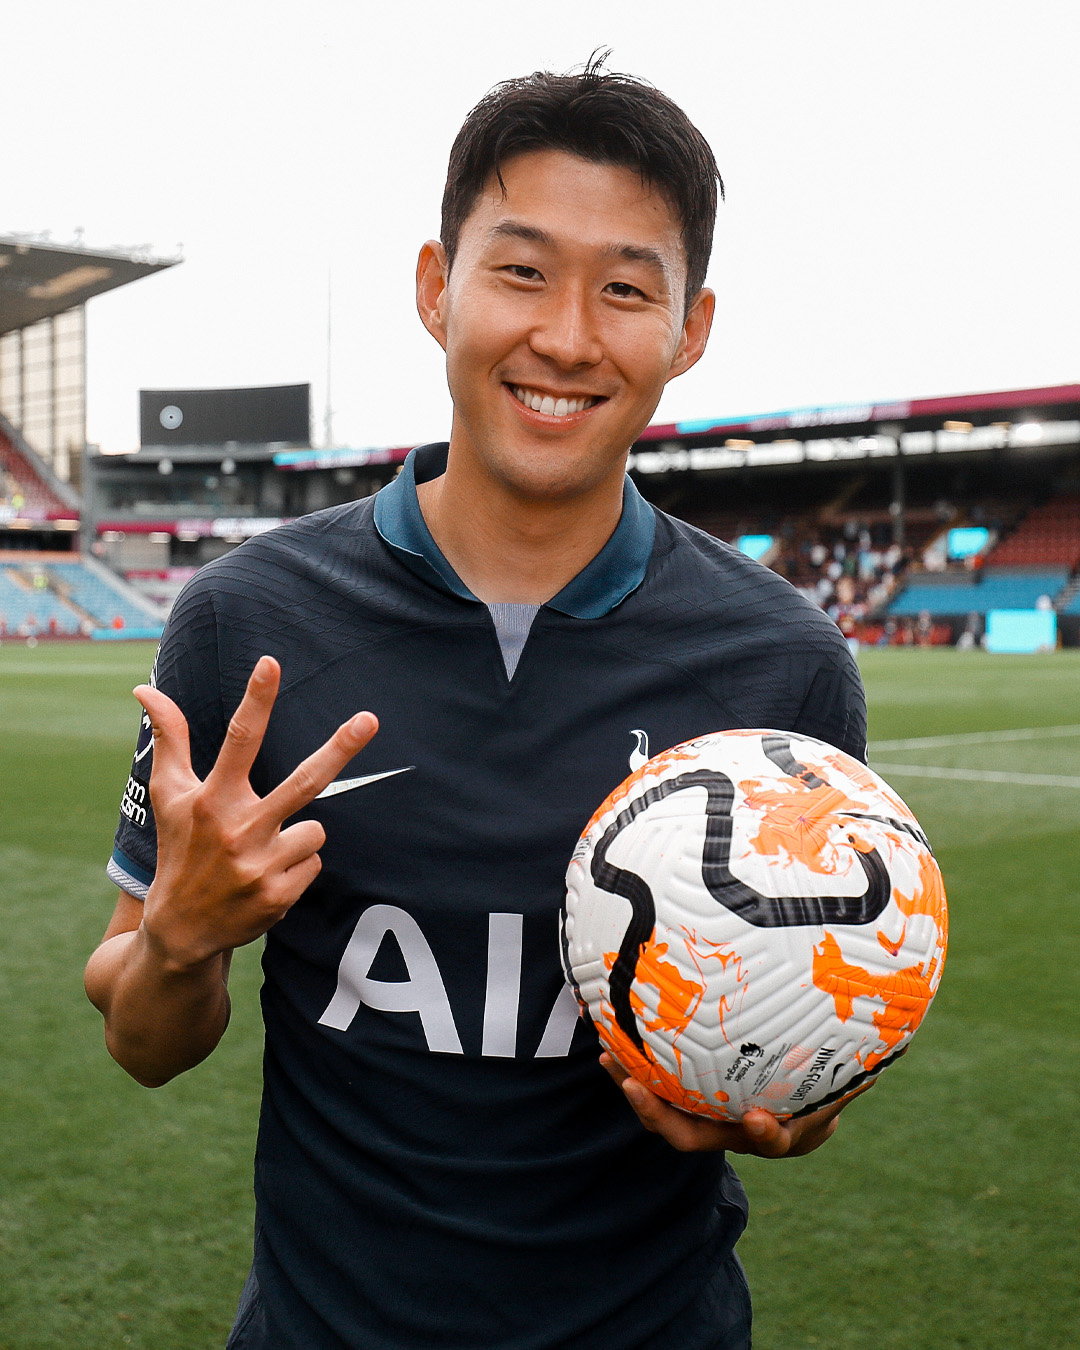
[135,654,378,829]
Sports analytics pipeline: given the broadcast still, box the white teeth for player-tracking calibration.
[511,385,595,418]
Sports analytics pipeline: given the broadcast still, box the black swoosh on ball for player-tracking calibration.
[590,743,893,1052]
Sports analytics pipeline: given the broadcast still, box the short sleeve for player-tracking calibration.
[107,577,226,898]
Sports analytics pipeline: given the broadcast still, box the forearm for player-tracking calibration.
[85,924,231,1087]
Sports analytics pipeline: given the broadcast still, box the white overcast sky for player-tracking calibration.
[7,0,1078,455]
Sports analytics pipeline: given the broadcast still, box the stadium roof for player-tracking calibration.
[639,383,1080,441]
[0,235,178,336]
[267,383,1080,473]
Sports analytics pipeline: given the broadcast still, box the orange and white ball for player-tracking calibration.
[561,730,947,1121]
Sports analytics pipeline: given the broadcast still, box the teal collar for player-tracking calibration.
[373,443,656,620]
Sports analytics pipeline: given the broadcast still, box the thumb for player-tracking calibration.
[134,684,197,793]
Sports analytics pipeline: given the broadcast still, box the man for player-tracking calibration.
[87,58,866,1349]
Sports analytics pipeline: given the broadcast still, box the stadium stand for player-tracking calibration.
[886,489,1080,626]
[46,559,163,631]
[0,565,82,635]
[984,492,1080,569]
[889,568,1070,617]
[0,415,77,520]
[0,552,164,636]
[123,566,199,609]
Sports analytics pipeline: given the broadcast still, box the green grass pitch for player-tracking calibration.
[1,641,1077,1348]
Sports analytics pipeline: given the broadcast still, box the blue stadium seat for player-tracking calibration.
[0,568,83,635]
[889,568,1069,616]
[46,562,159,630]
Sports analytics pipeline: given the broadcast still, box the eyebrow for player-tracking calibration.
[601,241,669,276]
[488,221,552,246]
[487,220,671,280]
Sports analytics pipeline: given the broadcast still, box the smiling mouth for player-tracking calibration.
[508,383,604,418]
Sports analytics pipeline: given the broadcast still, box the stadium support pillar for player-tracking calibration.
[890,461,906,546]
[79,444,97,558]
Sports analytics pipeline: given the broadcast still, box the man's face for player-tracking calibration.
[417,149,713,503]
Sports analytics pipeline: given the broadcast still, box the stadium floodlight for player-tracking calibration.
[26,265,113,301]
[1012,422,1044,443]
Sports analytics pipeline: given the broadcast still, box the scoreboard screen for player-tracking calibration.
[140,384,310,448]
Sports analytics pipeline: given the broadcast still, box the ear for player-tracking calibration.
[416,240,449,351]
[666,287,715,384]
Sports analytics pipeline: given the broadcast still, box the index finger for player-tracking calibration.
[257,711,379,824]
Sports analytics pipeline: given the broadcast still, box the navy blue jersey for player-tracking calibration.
[110,444,865,1350]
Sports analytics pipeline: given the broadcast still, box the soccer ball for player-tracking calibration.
[561,729,947,1121]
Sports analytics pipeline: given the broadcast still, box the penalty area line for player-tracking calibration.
[870,762,1080,789]
[870,724,1080,752]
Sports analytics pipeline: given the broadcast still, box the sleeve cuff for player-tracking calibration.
[107,847,155,900]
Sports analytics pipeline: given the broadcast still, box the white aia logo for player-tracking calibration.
[318,907,580,1060]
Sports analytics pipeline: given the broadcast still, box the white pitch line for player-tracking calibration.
[871,724,1080,751]
[870,762,1080,789]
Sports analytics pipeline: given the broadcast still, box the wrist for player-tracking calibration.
[137,899,224,978]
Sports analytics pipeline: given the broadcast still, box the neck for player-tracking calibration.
[415,446,625,606]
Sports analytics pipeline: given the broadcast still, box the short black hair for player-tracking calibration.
[441,51,723,313]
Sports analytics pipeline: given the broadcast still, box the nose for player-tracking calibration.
[528,284,604,370]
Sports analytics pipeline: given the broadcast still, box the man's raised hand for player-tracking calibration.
[135,655,377,971]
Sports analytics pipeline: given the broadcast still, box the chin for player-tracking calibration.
[496,450,622,505]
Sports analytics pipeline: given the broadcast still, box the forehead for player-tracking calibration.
[458,148,686,267]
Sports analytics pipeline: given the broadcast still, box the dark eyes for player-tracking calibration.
[501,266,645,300]
[605,281,645,300]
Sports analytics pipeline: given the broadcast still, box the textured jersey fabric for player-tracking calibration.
[109,444,866,1350]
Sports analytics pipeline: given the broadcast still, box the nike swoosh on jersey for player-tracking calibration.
[315,766,415,799]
